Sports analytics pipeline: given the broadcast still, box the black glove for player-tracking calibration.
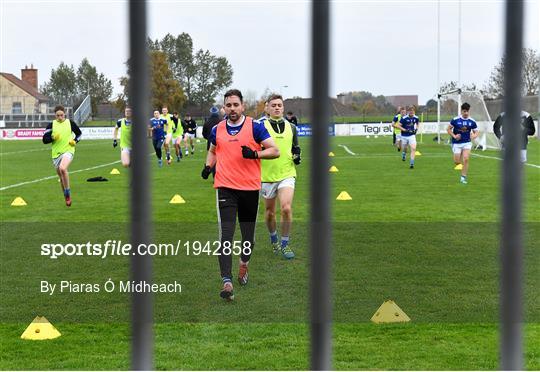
[113,139,118,148]
[173,127,177,133]
[201,164,212,179]
[413,129,417,135]
[241,146,258,159]
[292,146,301,165]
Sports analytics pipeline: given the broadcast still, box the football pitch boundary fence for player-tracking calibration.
[127,1,528,370]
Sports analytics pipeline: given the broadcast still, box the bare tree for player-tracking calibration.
[484,48,539,99]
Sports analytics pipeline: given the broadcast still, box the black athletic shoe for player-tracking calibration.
[220,282,234,301]
[410,164,414,169]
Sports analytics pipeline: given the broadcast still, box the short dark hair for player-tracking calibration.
[54,105,65,113]
[173,111,178,115]
[286,111,293,115]
[224,89,243,103]
[267,94,283,103]
[461,102,471,111]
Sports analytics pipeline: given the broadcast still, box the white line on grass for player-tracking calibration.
[0,160,123,191]
[0,147,48,155]
[338,144,357,155]
[0,142,104,156]
[472,153,540,169]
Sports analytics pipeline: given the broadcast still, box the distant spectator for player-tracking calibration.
[203,106,221,151]
[493,110,535,163]
[285,111,298,125]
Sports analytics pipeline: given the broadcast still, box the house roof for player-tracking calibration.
[0,72,50,102]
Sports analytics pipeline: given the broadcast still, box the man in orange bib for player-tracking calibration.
[202,89,280,301]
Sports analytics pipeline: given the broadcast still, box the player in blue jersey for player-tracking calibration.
[392,107,406,152]
[397,106,419,168]
[148,110,167,167]
[447,102,479,184]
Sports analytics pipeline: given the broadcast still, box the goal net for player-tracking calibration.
[437,90,500,150]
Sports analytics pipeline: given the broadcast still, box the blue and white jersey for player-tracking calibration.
[149,117,166,140]
[209,116,271,146]
[399,115,419,136]
[449,116,478,144]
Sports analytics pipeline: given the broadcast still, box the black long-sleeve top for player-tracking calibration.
[493,111,536,149]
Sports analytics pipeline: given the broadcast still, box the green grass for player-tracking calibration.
[1,135,539,369]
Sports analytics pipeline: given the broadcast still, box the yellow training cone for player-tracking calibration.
[329,165,339,173]
[110,168,121,175]
[414,151,422,156]
[11,197,27,206]
[20,316,61,340]
[169,194,186,204]
[328,152,335,157]
[336,191,352,201]
[371,300,411,324]
[454,164,463,170]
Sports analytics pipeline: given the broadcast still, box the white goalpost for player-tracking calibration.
[436,90,501,150]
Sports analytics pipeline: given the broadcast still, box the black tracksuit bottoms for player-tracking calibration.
[216,187,259,279]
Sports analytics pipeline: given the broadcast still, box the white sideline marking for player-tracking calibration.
[0,160,123,191]
[338,144,357,155]
[0,147,48,155]
[472,153,540,169]
[0,142,104,156]
[1,151,159,191]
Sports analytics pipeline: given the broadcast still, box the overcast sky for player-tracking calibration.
[1,0,539,104]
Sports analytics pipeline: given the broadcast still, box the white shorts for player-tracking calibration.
[173,136,183,145]
[121,147,131,154]
[165,133,172,144]
[395,134,402,141]
[52,152,74,169]
[261,177,296,199]
[401,135,416,147]
[452,142,472,154]
[184,133,196,139]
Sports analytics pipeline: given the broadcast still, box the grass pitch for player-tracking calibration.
[1,135,539,369]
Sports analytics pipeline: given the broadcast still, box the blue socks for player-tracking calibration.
[281,236,289,248]
[64,188,71,197]
[270,231,278,244]
[410,159,414,166]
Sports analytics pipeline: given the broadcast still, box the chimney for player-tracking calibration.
[21,64,38,90]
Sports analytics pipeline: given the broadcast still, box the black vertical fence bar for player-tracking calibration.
[129,0,153,370]
[310,1,332,370]
[500,0,524,370]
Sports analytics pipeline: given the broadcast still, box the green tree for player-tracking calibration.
[149,51,185,110]
[76,58,113,114]
[117,51,185,112]
[151,33,233,108]
[152,33,195,100]
[191,50,233,109]
[41,62,77,105]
